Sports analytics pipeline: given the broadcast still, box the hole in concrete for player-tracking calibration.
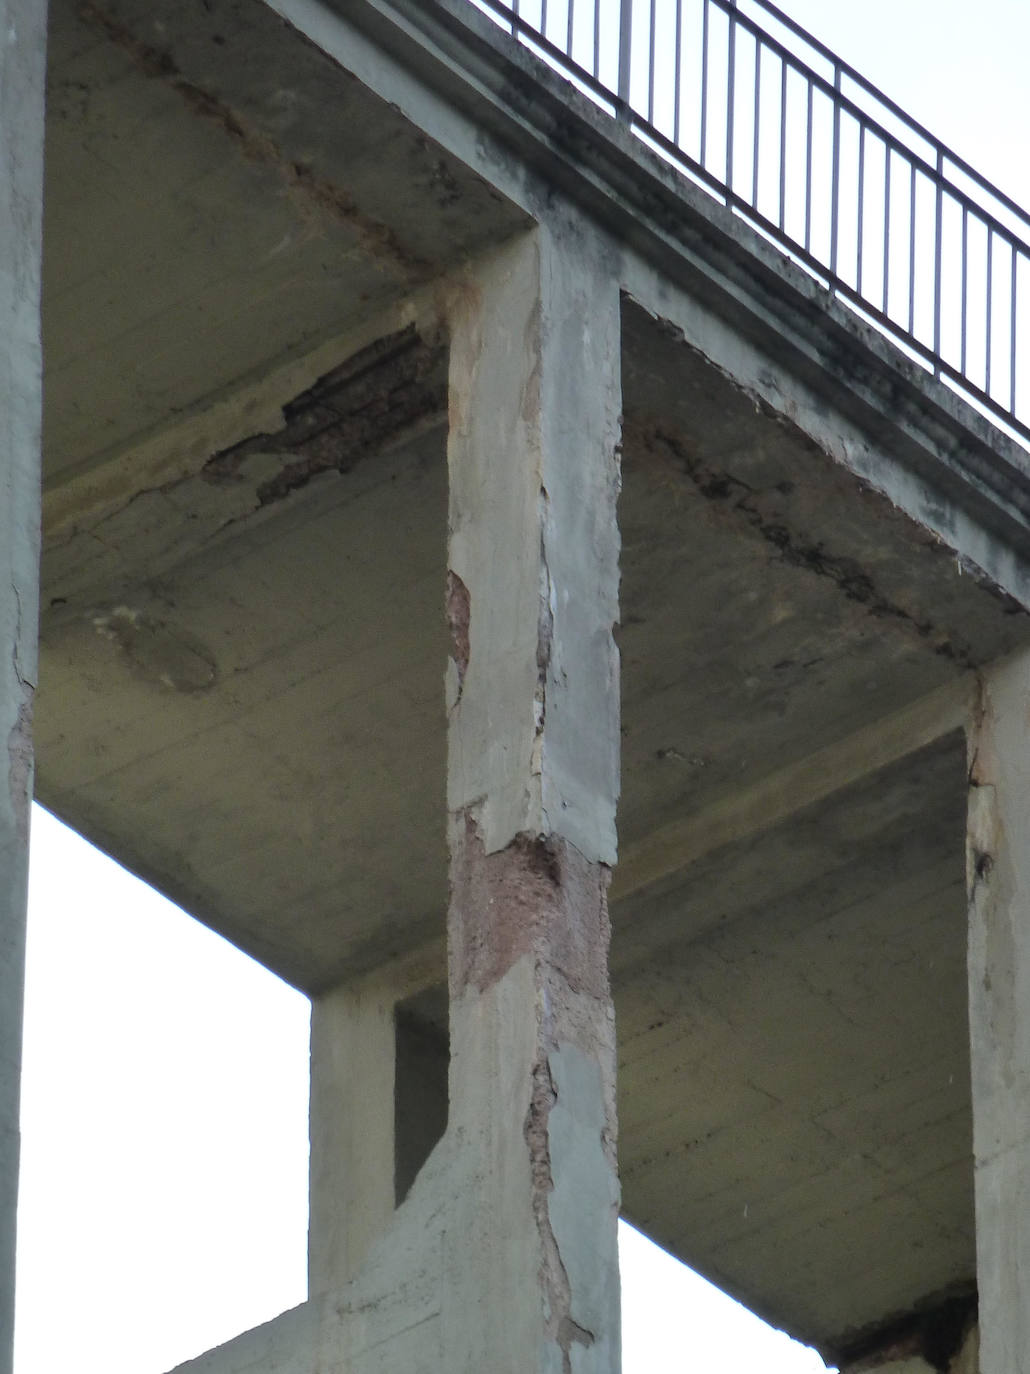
[17,805,310,1374]
[394,984,450,1205]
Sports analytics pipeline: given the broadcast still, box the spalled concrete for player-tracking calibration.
[0,3,46,1372]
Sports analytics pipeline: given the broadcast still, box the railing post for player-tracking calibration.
[617,0,633,120]
[829,62,842,284]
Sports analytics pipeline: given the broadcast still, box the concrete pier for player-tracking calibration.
[967,654,1030,1374]
[0,3,46,1371]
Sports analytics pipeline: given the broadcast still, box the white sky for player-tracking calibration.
[15,2,1029,1371]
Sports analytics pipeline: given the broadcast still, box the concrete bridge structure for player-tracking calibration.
[3,1,1030,1371]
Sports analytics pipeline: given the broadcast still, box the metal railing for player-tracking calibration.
[470,0,1030,447]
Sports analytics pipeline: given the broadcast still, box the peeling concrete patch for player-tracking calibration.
[203,325,447,506]
[92,605,217,692]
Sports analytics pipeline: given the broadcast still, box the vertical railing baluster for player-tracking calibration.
[882,145,891,316]
[700,0,710,165]
[987,226,994,396]
[511,0,519,37]
[1011,243,1019,416]
[856,121,866,295]
[778,57,787,232]
[752,39,762,210]
[933,148,944,374]
[617,0,633,120]
[541,0,548,40]
[648,0,657,123]
[961,205,969,376]
[804,78,813,254]
[592,0,600,79]
[908,161,917,336]
[673,0,683,145]
[727,1,737,196]
[829,63,842,282]
[567,0,575,60]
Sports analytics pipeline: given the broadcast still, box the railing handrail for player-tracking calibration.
[474,0,1030,448]
[728,0,1030,235]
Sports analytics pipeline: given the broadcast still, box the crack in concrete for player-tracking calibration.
[534,489,553,781]
[641,424,977,669]
[524,1056,595,1374]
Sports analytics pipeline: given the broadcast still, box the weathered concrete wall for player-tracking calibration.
[0,1,46,1369]
[169,219,623,1374]
[967,652,1030,1374]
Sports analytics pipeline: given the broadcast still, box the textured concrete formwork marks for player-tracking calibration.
[0,1,46,1371]
[967,652,1030,1374]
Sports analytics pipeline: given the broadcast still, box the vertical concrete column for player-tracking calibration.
[0,3,47,1371]
[308,980,396,1293]
[444,224,622,1373]
[967,650,1030,1374]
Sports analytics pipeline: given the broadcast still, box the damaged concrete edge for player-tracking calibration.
[44,292,450,544]
[524,1053,600,1371]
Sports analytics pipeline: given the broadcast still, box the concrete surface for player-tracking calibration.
[967,652,1030,1374]
[19,0,1030,1366]
[0,4,46,1373]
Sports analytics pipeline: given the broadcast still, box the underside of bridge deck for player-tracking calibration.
[15,0,1030,1370]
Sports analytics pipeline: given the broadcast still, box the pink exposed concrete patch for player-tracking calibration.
[448,813,611,1001]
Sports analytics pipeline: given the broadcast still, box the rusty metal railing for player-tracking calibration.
[471,0,1030,446]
